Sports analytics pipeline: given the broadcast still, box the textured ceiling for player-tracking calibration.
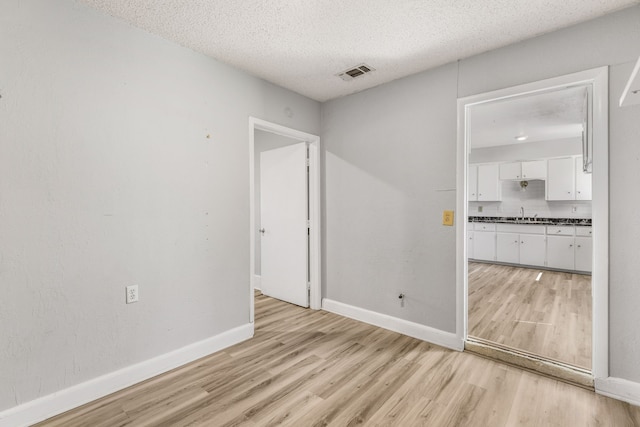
[78,0,639,102]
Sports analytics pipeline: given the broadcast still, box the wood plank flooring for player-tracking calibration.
[37,292,638,426]
[468,262,591,369]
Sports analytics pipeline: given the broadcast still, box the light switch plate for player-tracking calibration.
[442,210,454,226]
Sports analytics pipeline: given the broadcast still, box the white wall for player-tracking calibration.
[469,137,582,163]
[321,4,640,383]
[0,0,319,413]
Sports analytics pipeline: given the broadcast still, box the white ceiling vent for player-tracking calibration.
[336,64,375,81]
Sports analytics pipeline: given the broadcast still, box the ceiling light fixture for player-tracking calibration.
[515,135,528,141]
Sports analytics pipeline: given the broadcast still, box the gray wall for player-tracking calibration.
[0,0,319,411]
[322,63,459,332]
[321,5,640,382]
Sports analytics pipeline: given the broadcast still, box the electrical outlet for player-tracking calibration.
[126,285,139,304]
[442,210,454,226]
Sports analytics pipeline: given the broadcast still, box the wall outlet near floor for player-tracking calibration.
[126,285,139,304]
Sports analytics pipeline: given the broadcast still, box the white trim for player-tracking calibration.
[0,324,253,427]
[456,67,609,379]
[322,299,464,351]
[596,377,640,407]
[249,117,322,317]
[254,274,262,291]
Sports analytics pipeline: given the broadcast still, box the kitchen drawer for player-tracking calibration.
[576,226,593,237]
[496,223,545,234]
[474,223,496,232]
[547,226,574,236]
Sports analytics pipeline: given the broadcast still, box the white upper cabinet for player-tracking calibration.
[546,157,575,200]
[468,165,478,200]
[499,162,522,180]
[469,164,501,201]
[521,160,547,180]
[477,164,501,201]
[546,156,592,201]
[500,160,546,180]
[575,156,592,200]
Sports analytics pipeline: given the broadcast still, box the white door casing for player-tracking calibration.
[260,143,309,307]
[249,117,321,323]
[456,66,609,379]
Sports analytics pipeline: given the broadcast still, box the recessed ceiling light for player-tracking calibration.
[515,135,528,141]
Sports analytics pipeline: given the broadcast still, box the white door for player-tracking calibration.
[260,143,309,307]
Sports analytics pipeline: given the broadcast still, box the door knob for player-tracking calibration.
[259,228,265,234]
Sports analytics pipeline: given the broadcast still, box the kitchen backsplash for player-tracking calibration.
[468,179,592,219]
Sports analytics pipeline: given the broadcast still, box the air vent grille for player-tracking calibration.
[337,63,375,81]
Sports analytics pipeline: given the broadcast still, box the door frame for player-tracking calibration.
[455,67,609,379]
[249,117,322,322]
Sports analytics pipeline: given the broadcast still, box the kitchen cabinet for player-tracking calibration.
[575,236,593,272]
[499,160,546,180]
[469,164,501,201]
[519,234,546,267]
[496,232,519,264]
[546,156,591,201]
[469,221,592,273]
[547,235,575,270]
[467,224,474,259]
[575,227,593,272]
[472,223,496,261]
[546,227,574,270]
[468,165,478,201]
[546,157,575,200]
[575,157,592,200]
[495,224,546,267]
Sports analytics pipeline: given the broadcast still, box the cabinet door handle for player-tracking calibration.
[569,244,573,247]
[577,245,581,248]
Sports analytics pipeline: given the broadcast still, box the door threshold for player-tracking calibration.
[465,337,594,390]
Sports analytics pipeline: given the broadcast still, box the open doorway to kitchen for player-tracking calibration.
[456,67,609,385]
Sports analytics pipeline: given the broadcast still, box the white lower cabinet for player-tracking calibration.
[520,234,546,267]
[470,222,591,273]
[473,231,496,261]
[575,236,593,272]
[546,236,575,270]
[496,233,519,264]
[496,229,546,267]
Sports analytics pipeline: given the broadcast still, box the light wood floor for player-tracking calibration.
[468,262,592,369]
[38,293,638,427]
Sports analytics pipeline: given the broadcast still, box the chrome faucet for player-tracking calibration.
[520,206,525,220]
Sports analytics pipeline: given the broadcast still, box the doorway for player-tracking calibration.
[249,118,321,322]
[456,67,609,381]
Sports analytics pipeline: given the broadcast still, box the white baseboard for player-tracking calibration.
[0,323,254,427]
[254,274,261,291]
[595,376,640,407]
[322,298,463,351]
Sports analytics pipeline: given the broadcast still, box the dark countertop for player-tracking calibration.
[468,216,592,226]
